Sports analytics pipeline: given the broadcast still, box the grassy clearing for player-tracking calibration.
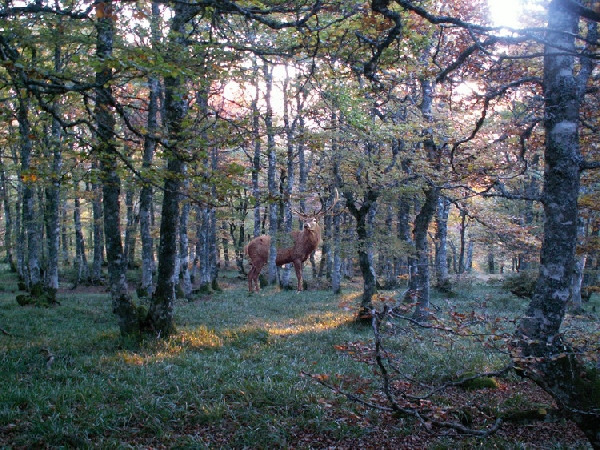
[0,269,597,449]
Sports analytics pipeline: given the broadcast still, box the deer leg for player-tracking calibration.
[253,264,264,292]
[248,266,258,292]
[293,261,303,291]
[247,267,254,292]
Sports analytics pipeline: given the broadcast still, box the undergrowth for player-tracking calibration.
[0,268,597,449]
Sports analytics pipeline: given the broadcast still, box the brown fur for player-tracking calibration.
[245,190,338,293]
[245,235,271,292]
[245,218,322,292]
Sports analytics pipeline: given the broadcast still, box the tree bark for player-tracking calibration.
[514,2,600,446]
[90,172,104,284]
[261,61,279,286]
[346,189,379,317]
[408,186,438,322]
[95,0,138,335]
[179,181,192,299]
[458,208,467,274]
[251,60,262,239]
[148,1,194,336]
[138,1,161,299]
[73,189,89,284]
[123,182,137,270]
[280,68,296,289]
[17,93,41,291]
[0,157,14,271]
[332,207,342,294]
[44,113,62,292]
[435,196,450,287]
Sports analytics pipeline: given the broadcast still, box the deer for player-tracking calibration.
[244,190,339,293]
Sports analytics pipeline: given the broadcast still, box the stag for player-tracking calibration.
[245,191,339,292]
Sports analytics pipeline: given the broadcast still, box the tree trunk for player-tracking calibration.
[44,114,62,292]
[251,60,262,239]
[229,191,248,276]
[435,196,450,287]
[346,189,379,318]
[280,68,296,289]
[466,240,473,273]
[332,206,342,294]
[61,199,70,267]
[73,191,89,284]
[179,183,192,299]
[138,1,161,299]
[263,61,279,286]
[148,2,193,337]
[195,90,219,293]
[17,93,41,291]
[0,157,15,270]
[514,3,600,447]
[123,183,136,270]
[458,208,467,274]
[95,0,138,335]
[91,174,104,284]
[209,194,219,290]
[487,248,495,274]
[221,222,230,270]
[12,141,24,282]
[43,42,63,293]
[408,186,438,322]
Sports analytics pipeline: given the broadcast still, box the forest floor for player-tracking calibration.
[1,268,597,449]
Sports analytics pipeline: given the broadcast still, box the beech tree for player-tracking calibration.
[2,13,598,446]
[354,0,600,445]
[512,1,600,445]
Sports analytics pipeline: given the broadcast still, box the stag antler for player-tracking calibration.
[292,188,340,219]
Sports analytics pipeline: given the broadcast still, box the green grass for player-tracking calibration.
[0,269,597,449]
[0,272,375,448]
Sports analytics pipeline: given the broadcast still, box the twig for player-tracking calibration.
[371,310,505,436]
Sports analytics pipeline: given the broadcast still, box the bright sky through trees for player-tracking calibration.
[488,0,522,27]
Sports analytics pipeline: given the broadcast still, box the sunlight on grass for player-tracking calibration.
[265,312,354,336]
[105,326,224,366]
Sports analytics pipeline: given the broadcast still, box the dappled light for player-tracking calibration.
[264,313,355,337]
[2,0,600,447]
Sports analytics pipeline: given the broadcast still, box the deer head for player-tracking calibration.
[291,188,340,225]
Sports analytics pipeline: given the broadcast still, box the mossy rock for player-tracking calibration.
[435,278,454,295]
[502,271,537,298]
[502,405,556,423]
[575,367,600,409]
[16,294,31,306]
[458,372,499,390]
[15,289,59,308]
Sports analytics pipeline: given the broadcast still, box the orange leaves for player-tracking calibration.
[96,2,116,21]
[20,171,39,184]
